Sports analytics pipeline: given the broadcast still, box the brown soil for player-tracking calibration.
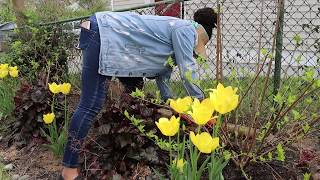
[0,139,62,179]
[0,131,318,180]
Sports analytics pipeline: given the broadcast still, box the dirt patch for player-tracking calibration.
[0,139,62,180]
[0,132,318,179]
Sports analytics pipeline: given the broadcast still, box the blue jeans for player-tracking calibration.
[62,15,143,168]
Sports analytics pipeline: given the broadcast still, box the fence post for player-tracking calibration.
[273,0,285,96]
[181,0,184,19]
[215,3,223,83]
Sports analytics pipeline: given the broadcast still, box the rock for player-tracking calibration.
[18,175,30,180]
[3,163,14,170]
[12,174,20,180]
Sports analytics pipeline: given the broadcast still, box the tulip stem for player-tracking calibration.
[169,136,173,179]
[51,95,55,113]
[214,115,222,137]
[64,95,68,128]
[169,136,172,163]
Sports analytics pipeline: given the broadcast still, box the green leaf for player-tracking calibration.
[197,156,210,179]
[302,123,310,134]
[268,152,273,161]
[124,110,130,119]
[268,53,274,59]
[184,70,193,82]
[303,172,311,180]
[261,48,267,56]
[295,54,302,63]
[202,63,209,70]
[291,110,301,121]
[293,34,302,45]
[269,107,276,113]
[259,156,266,162]
[305,97,313,104]
[196,54,207,65]
[223,150,231,160]
[138,125,145,133]
[130,88,145,99]
[273,92,284,104]
[304,68,315,82]
[165,56,176,68]
[315,79,320,88]
[287,95,296,104]
[276,143,285,162]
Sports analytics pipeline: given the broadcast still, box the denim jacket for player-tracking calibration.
[94,12,204,100]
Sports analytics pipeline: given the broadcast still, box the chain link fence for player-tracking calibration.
[64,0,319,97]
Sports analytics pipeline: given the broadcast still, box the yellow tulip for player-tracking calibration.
[0,69,8,78]
[9,66,19,78]
[0,64,9,70]
[0,64,9,78]
[43,112,55,124]
[188,98,214,125]
[48,82,61,94]
[209,83,239,114]
[60,83,71,95]
[155,116,180,136]
[169,96,193,114]
[190,131,219,154]
[173,158,185,172]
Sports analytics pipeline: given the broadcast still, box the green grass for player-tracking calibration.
[0,78,19,135]
[0,79,19,117]
[0,163,11,180]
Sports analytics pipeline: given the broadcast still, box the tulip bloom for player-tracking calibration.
[173,158,185,172]
[48,82,61,94]
[0,64,9,78]
[60,83,71,95]
[209,83,239,114]
[169,96,193,114]
[156,116,180,136]
[190,131,219,154]
[9,66,19,78]
[43,112,55,124]
[188,98,214,125]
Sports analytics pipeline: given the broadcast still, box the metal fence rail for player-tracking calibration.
[63,0,319,96]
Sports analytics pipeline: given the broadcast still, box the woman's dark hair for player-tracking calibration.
[194,7,217,39]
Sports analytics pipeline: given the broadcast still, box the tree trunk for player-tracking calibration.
[12,0,25,26]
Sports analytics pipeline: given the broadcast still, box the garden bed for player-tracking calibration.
[1,84,319,179]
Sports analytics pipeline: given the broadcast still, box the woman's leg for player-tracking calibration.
[62,16,108,179]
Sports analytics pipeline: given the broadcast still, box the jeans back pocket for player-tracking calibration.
[79,27,97,50]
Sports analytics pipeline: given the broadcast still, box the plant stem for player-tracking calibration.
[64,95,68,128]
[169,136,172,166]
[257,82,316,154]
[51,95,55,112]
[240,165,251,180]
[214,115,222,137]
